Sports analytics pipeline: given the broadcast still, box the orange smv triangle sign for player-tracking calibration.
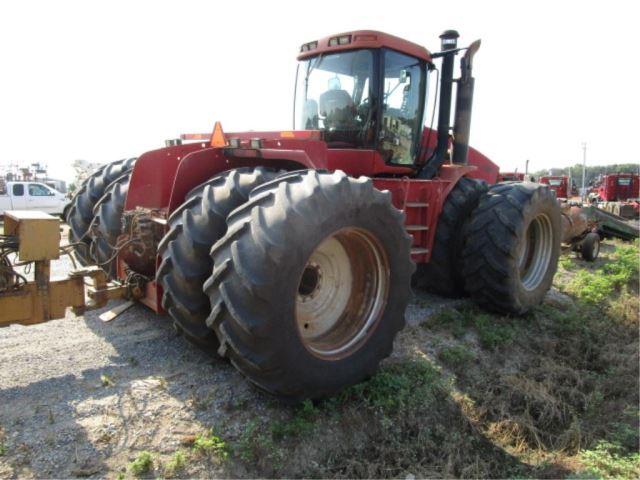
[210,121,226,147]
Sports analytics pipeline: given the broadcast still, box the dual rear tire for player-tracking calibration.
[156,168,281,349]
[158,169,413,401]
[202,170,414,400]
[66,158,136,266]
[461,182,561,314]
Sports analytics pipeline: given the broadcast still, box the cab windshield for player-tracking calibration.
[294,49,427,164]
[295,50,374,147]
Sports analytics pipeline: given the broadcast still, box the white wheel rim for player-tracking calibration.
[295,228,389,360]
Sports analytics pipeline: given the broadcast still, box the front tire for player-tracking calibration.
[461,182,561,315]
[204,170,414,400]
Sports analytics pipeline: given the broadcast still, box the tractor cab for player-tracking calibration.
[295,31,430,165]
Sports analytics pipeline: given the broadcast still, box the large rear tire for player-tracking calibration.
[414,176,488,296]
[90,173,131,279]
[203,170,414,400]
[461,182,561,315]
[156,167,280,351]
[66,158,136,264]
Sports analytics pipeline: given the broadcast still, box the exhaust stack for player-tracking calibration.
[452,39,481,165]
[419,31,481,178]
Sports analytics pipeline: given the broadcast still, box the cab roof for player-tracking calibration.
[297,30,432,63]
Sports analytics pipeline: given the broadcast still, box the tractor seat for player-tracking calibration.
[319,89,355,129]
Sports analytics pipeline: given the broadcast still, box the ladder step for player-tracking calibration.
[406,225,429,231]
[410,247,429,255]
[405,202,429,208]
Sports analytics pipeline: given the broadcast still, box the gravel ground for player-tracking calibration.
[0,246,458,478]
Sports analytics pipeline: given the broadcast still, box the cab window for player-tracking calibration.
[28,183,51,196]
[13,184,24,196]
[379,50,426,165]
[617,177,631,186]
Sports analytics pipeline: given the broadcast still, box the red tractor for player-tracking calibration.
[66,30,560,400]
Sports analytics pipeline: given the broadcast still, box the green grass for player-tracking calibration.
[578,441,640,479]
[474,314,515,350]
[128,451,153,477]
[565,243,639,305]
[331,358,446,414]
[271,400,317,440]
[430,305,515,350]
[438,344,476,368]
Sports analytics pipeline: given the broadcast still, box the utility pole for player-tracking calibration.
[525,159,529,175]
[581,142,587,202]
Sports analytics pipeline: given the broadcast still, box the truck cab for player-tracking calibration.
[596,173,640,201]
[0,181,68,215]
[540,175,570,199]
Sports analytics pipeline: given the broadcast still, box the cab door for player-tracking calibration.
[10,183,28,209]
[27,183,59,213]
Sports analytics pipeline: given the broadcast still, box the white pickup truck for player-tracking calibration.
[0,181,69,216]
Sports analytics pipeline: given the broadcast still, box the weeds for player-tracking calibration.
[100,374,114,387]
[193,430,228,459]
[164,450,187,477]
[128,451,153,477]
[234,419,285,471]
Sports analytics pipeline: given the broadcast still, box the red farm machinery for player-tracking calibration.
[1,30,561,400]
[593,172,640,202]
[539,175,577,199]
[588,172,640,218]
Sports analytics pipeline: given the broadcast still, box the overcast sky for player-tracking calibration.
[1,0,637,181]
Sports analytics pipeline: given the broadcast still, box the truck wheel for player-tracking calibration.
[66,158,136,265]
[580,232,600,261]
[461,182,561,315]
[204,170,414,400]
[90,173,131,279]
[157,167,280,351]
[413,176,488,296]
